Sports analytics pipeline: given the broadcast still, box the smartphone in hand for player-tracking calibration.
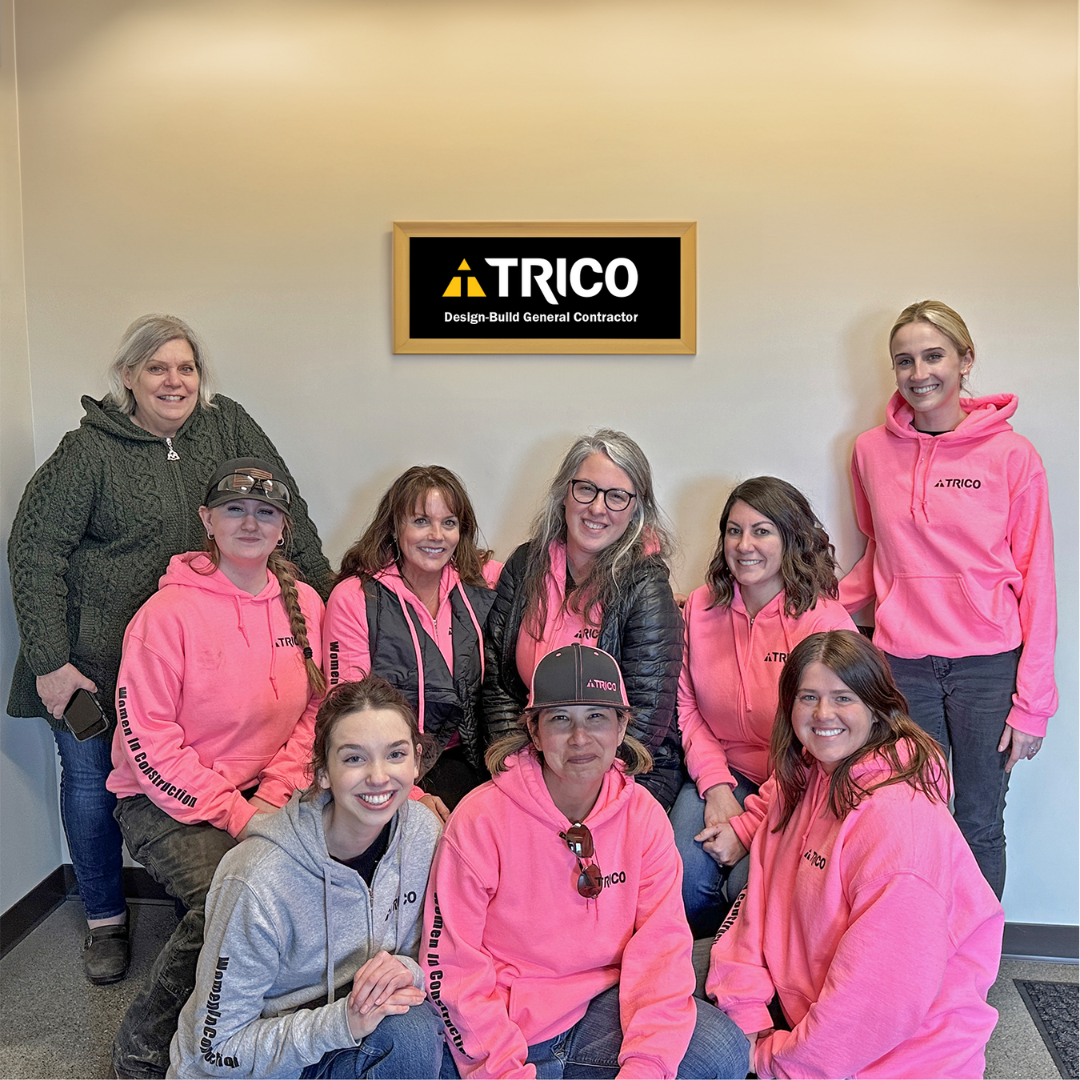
[63,688,109,741]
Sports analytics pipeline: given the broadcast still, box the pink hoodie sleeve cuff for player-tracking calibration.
[616,1056,675,1079]
[727,1003,773,1036]
[1005,704,1049,739]
[225,795,259,839]
[694,767,738,796]
[728,813,757,850]
[253,777,294,809]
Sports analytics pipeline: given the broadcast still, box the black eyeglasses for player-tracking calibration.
[560,822,603,899]
[568,479,636,513]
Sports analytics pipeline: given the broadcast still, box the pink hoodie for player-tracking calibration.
[107,552,324,838]
[323,559,502,691]
[424,752,697,1079]
[707,748,1004,1079]
[840,392,1057,736]
[679,584,854,792]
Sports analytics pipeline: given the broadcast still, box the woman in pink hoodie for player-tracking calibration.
[107,457,326,1080]
[323,466,501,816]
[708,630,1003,1080]
[426,643,748,1080]
[839,300,1057,898]
[671,477,854,936]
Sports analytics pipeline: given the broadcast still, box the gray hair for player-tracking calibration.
[518,429,674,632]
[105,314,215,414]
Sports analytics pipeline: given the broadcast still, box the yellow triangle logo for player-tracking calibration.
[443,260,485,298]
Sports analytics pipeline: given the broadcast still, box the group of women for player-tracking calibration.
[6,299,1056,1079]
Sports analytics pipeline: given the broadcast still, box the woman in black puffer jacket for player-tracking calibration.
[481,429,684,811]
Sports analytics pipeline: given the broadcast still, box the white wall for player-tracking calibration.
[4,0,1076,923]
[1,0,65,914]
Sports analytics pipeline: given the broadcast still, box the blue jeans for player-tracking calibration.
[112,795,236,1078]
[52,728,126,920]
[439,984,749,1079]
[886,648,1019,900]
[299,1002,444,1078]
[671,772,757,938]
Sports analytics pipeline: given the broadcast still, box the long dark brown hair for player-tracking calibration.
[336,465,493,588]
[771,630,948,831]
[706,476,839,617]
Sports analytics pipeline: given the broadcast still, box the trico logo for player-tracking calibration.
[442,256,638,305]
[933,478,982,489]
[586,679,618,691]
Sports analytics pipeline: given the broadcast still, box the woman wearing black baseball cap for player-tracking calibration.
[107,458,326,1079]
[425,643,748,1079]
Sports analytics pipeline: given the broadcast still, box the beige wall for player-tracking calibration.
[4,0,1076,922]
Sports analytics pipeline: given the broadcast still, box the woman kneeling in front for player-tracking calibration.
[708,630,1003,1080]
[426,643,749,1079]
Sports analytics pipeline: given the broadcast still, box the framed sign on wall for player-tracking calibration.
[392,220,696,354]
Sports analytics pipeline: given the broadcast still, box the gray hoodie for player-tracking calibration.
[168,791,442,1079]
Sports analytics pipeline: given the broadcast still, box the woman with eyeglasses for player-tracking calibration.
[6,315,331,987]
[482,429,684,812]
[324,466,501,818]
[425,644,749,1079]
[671,477,855,936]
[106,458,325,1080]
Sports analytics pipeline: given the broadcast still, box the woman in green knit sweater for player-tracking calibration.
[6,314,332,986]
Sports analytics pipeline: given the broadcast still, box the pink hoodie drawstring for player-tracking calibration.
[457,585,486,686]
[266,601,279,699]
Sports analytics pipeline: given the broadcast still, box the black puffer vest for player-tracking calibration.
[365,579,496,770]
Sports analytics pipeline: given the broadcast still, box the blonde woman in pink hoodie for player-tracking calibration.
[708,630,1003,1080]
[839,300,1057,898]
[427,643,749,1080]
[324,466,502,817]
[108,457,326,1080]
[671,477,855,937]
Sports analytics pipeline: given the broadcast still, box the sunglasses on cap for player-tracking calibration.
[560,822,603,899]
[212,471,291,505]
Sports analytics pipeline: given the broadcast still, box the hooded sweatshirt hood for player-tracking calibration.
[169,791,441,1079]
[107,552,324,836]
[678,584,854,791]
[839,391,1057,734]
[424,752,699,1079]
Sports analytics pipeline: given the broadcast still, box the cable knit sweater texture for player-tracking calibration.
[7,394,333,732]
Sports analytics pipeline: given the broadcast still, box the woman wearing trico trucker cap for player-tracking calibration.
[425,643,748,1079]
[107,458,325,1079]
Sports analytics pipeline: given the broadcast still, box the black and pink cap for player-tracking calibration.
[527,643,629,709]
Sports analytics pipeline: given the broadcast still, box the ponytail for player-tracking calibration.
[269,550,327,697]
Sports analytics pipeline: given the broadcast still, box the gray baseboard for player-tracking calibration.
[1002,922,1079,963]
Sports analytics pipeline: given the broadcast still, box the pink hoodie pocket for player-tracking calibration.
[875,574,1001,654]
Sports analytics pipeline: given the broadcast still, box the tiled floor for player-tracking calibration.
[1,899,1076,1079]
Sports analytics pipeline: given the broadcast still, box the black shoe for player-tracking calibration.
[82,916,130,985]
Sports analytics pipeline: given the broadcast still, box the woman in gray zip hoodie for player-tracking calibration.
[169,679,444,1079]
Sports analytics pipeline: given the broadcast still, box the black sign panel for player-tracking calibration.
[408,236,682,340]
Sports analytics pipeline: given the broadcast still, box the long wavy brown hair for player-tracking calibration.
[771,630,948,832]
[336,465,493,588]
[706,476,839,617]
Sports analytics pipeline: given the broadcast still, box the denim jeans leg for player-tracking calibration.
[299,1002,445,1079]
[112,795,236,1078]
[940,650,1018,900]
[553,984,623,1079]
[671,773,758,938]
[52,728,126,920]
[885,650,1016,899]
[677,997,751,1079]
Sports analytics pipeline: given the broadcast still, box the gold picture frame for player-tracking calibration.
[392,220,697,354]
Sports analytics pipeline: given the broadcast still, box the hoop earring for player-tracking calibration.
[276,537,285,548]
[206,533,214,540]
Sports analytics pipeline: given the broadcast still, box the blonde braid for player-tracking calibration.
[269,551,327,697]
